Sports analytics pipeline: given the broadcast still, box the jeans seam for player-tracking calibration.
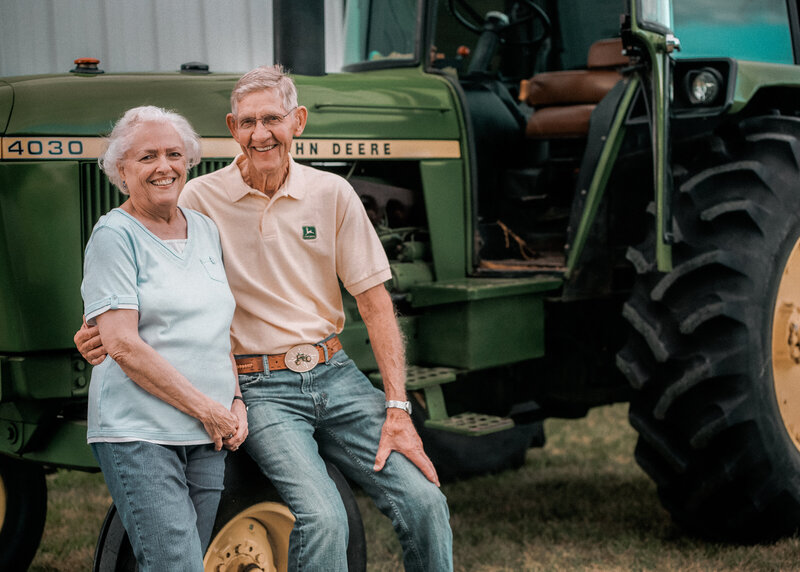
[109,443,151,570]
[321,426,425,569]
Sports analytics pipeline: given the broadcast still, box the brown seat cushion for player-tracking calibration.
[520,38,629,138]
[587,38,629,69]
[525,104,596,139]
[520,70,622,107]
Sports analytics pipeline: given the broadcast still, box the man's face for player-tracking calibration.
[226,89,307,179]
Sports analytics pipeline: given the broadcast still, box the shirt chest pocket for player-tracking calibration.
[200,256,227,283]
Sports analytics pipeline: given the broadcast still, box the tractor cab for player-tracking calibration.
[343,0,646,283]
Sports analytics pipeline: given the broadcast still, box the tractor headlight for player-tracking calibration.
[685,68,723,105]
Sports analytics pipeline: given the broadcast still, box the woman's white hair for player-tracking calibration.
[230,64,298,116]
[98,106,202,193]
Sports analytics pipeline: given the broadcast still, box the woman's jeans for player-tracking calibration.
[240,349,453,572]
[92,441,226,572]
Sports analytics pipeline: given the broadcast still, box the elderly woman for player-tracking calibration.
[81,106,247,571]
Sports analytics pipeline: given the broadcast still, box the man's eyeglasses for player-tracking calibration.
[236,107,297,130]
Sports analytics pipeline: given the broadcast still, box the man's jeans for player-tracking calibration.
[92,441,226,572]
[240,348,454,572]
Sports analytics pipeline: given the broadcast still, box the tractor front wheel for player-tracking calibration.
[0,456,47,571]
[618,115,800,541]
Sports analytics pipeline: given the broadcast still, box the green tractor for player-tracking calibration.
[3,0,800,569]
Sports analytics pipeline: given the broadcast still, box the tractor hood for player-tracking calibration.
[1,68,460,141]
[0,82,13,134]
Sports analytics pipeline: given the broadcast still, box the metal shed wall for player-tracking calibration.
[0,0,345,76]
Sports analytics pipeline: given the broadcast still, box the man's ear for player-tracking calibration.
[293,106,308,137]
[226,113,237,138]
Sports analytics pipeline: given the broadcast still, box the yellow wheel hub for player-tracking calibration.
[203,502,295,572]
[772,234,800,453]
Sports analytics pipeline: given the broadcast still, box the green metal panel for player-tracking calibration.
[0,399,96,469]
[14,420,97,469]
[411,276,562,307]
[339,312,420,371]
[630,2,675,272]
[0,82,12,133]
[3,68,461,141]
[4,74,237,136]
[566,77,640,276]
[419,160,467,282]
[730,61,800,114]
[0,162,83,351]
[297,69,460,140]
[0,354,88,402]
[411,277,561,370]
[416,292,545,369]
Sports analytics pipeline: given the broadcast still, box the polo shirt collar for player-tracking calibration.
[227,154,305,202]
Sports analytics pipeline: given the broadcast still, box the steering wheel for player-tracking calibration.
[448,0,552,45]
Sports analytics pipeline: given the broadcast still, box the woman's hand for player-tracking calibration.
[224,398,249,451]
[200,401,240,452]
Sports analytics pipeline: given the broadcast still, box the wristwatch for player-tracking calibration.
[385,400,413,415]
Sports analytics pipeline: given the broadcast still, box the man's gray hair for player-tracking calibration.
[230,64,298,115]
[98,106,202,194]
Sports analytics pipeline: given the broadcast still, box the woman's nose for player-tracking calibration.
[155,154,172,171]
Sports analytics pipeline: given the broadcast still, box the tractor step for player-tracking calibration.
[425,412,515,436]
[368,365,458,390]
[404,365,458,390]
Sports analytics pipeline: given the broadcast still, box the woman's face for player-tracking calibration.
[118,121,187,211]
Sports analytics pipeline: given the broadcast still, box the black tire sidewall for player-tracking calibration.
[0,457,47,571]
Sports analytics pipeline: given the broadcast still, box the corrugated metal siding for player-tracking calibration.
[0,0,344,76]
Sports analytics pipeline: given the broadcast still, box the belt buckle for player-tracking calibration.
[285,344,320,373]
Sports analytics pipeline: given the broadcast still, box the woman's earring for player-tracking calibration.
[122,181,128,192]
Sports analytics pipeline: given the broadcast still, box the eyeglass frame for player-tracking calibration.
[233,107,298,130]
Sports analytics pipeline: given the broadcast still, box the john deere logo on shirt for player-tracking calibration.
[302,226,317,240]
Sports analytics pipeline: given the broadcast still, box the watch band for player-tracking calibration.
[385,400,412,415]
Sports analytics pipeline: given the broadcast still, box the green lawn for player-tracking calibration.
[30,403,800,571]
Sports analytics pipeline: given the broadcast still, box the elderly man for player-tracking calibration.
[78,64,453,571]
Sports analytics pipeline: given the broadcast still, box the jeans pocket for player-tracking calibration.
[238,372,265,388]
[328,349,352,368]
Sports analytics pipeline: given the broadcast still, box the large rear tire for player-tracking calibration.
[0,456,47,571]
[617,115,800,541]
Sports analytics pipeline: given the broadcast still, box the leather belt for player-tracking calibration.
[235,336,343,374]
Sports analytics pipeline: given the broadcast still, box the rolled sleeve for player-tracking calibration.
[336,187,391,296]
[81,225,139,325]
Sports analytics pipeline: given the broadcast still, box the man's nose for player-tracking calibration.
[253,120,272,138]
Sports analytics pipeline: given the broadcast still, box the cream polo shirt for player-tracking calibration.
[180,154,391,355]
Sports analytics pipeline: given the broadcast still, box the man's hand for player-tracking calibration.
[374,408,440,487]
[73,317,107,365]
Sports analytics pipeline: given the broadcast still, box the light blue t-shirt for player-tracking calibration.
[81,207,236,445]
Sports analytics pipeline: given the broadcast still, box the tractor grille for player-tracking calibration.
[79,159,231,248]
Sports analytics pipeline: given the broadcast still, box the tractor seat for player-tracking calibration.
[519,38,629,138]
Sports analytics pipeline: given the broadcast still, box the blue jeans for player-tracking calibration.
[239,348,453,572]
[92,441,226,572]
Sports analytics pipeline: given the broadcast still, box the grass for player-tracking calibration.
[30,403,800,571]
